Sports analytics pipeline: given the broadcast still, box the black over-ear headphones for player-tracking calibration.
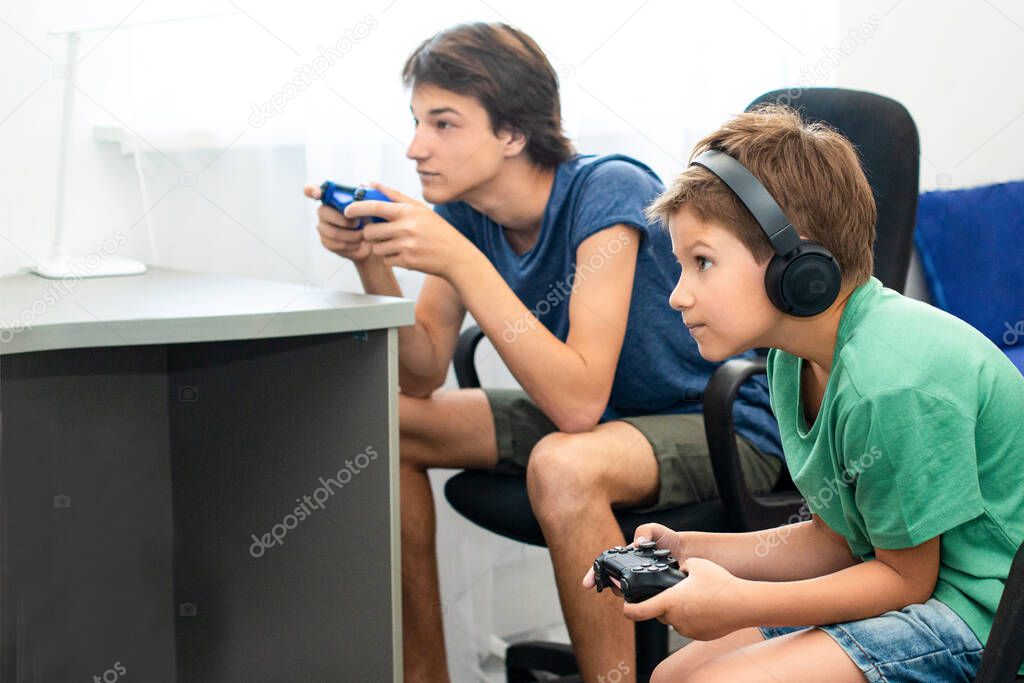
[689,149,841,317]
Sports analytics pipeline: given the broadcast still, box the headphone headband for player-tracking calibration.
[689,149,801,256]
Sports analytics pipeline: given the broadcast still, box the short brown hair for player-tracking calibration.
[646,104,876,289]
[402,23,575,169]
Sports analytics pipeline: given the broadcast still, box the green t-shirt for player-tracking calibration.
[767,276,1024,655]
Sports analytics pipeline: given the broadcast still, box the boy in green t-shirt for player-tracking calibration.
[583,105,1024,682]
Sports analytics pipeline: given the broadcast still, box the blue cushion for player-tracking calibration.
[1005,345,1024,376]
[914,181,1024,348]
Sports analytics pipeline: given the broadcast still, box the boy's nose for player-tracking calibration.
[669,278,694,312]
[406,132,429,161]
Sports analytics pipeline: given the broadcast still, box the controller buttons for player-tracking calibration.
[637,541,657,551]
[653,549,671,558]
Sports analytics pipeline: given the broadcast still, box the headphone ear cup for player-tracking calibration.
[764,242,841,317]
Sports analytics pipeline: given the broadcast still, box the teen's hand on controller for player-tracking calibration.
[304,184,374,263]
[622,557,752,641]
[342,182,478,278]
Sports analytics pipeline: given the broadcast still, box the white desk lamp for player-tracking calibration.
[32,13,237,280]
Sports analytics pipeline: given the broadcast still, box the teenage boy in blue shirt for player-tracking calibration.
[309,23,782,683]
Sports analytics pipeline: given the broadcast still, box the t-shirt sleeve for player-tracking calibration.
[840,388,985,549]
[570,160,663,253]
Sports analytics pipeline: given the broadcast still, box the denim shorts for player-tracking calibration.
[759,598,983,682]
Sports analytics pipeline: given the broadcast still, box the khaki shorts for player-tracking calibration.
[485,388,782,513]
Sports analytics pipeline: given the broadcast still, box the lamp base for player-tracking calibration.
[30,255,148,279]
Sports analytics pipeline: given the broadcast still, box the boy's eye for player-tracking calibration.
[436,120,453,130]
[696,256,712,272]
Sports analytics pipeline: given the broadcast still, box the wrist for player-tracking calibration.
[677,530,700,560]
[733,578,771,627]
[355,254,389,278]
[444,243,485,289]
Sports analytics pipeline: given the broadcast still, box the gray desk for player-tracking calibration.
[0,268,413,682]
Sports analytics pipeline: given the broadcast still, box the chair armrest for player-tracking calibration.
[703,357,806,532]
[975,540,1024,683]
[454,325,486,389]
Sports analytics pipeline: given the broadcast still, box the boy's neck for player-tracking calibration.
[462,157,556,234]
[768,288,857,375]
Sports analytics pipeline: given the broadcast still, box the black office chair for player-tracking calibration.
[444,88,920,682]
[975,540,1024,682]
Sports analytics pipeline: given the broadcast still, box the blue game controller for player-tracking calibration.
[319,181,391,229]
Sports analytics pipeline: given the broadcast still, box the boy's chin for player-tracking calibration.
[696,346,730,363]
[420,178,458,205]
[695,339,747,363]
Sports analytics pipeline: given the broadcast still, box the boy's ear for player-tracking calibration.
[498,126,528,158]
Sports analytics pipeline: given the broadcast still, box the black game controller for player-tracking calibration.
[593,541,688,603]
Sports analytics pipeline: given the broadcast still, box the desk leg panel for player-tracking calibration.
[0,345,176,682]
[168,331,396,682]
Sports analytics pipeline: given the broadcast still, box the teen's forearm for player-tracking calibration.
[680,520,860,581]
[448,255,612,432]
[356,259,447,394]
[741,557,936,628]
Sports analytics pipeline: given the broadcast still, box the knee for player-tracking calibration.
[526,432,605,520]
[649,642,712,683]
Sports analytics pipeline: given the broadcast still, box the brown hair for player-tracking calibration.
[646,104,876,289]
[402,22,575,169]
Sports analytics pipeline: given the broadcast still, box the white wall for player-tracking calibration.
[838,0,1024,193]
[836,0,1024,300]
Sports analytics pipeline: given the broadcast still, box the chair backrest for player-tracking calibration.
[746,88,920,293]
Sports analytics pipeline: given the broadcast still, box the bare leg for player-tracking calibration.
[527,422,661,683]
[399,389,500,683]
[652,627,866,683]
[648,627,765,679]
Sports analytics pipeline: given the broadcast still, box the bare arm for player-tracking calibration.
[342,188,641,428]
[391,272,465,397]
[746,536,941,626]
[447,225,639,432]
[312,187,466,396]
[618,520,941,639]
[679,514,862,581]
